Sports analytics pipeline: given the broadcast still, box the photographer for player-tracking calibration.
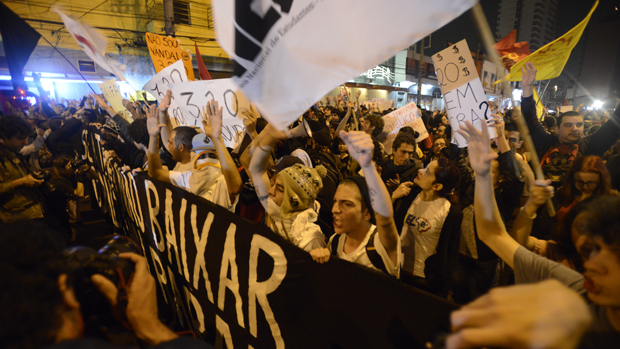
[0,114,44,223]
[44,155,97,240]
[0,220,209,348]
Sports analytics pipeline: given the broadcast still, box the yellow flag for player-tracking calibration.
[502,0,598,81]
[533,89,545,121]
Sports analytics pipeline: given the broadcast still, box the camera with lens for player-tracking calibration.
[64,236,142,329]
[32,170,51,181]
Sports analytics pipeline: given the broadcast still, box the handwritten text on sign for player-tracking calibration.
[381,103,429,154]
[145,32,195,81]
[432,39,495,147]
[168,79,250,148]
[98,79,134,122]
[142,60,189,127]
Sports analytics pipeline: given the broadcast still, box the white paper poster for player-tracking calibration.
[168,79,250,147]
[432,39,496,147]
[382,103,429,154]
[211,0,477,130]
[142,60,190,127]
[98,79,133,122]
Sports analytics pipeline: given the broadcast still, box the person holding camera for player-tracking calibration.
[1,220,210,348]
[44,155,97,240]
[0,114,44,223]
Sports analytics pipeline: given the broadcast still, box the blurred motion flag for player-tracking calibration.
[212,0,477,130]
[501,0,598,82]
[0,2,41,90]
[493,29,531,70]
[533,89,545,121]
[53,7,126,80]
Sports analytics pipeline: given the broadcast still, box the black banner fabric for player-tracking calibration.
[82,128,457,348]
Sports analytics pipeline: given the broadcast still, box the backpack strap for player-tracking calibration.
[365,227,390,275]
[330,234,341,256]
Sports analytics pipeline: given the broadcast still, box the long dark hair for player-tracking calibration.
[552,197,595,273]
[434,157,460,203]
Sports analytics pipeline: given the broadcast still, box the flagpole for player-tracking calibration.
[537,80,551,107]
[471,3,556,217]
[38,35,97,94]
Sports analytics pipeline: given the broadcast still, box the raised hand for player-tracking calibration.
[456,121,498,177]
[339,130,374,168]
[521,61,537,87]
[491,114,505,138]
[241,103,260,137]
[146,104,161,137]
[356,90,361,100]
[201,99,223,140]
[158,90,172,112]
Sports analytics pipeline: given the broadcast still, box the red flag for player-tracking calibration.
[493,29,531,70]
[195,42,212,80]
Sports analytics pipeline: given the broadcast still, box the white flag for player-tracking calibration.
[54,7,126,80]
[212,0,477,130]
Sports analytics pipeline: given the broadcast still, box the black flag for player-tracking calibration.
[0,2,41,90]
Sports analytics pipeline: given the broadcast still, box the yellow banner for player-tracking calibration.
[145,32,195,81]
[502,0,598,82]
[533,89,545,121]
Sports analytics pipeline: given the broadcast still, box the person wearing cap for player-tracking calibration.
[146,100,242,212]
[310,131,401,278]
[249,123,327,252]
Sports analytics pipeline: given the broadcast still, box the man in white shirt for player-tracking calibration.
[147,100,242,211]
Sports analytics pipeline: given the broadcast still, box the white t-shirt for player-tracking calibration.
[172,152,197,172]
[168,159,238,212]
[269,206,326,253]
[400,194,451,277]
[328,225,401,277]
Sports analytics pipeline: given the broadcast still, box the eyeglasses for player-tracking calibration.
[574,180,599,188]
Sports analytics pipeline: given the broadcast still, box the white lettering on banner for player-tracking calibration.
[145,179,164,252]
[192,209,215,303]
[165,190,184,276]
[216,315,235,349]
[248,235,286,348]
[179,198,189,282]
[98,79,134,122]
[432,39,496,147]
[150,246,169,304]
[218,224,245,328]
[168,79,250,148]
[184,286,206,333]
[128,174,145,232]
[381,103,429,154]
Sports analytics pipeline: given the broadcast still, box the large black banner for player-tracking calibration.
[82,128,457,348]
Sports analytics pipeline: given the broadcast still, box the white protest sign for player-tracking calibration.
[212,0,477,131]
[142,60,189,102]
[98,79,133,122]
[168,79,250,147]
[432,39,495,147]
[142,60,190,126]
[382,103,429,154]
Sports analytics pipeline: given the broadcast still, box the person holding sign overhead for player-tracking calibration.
[147,99,242,211]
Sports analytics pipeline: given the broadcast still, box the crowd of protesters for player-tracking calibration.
[1,61,620,348]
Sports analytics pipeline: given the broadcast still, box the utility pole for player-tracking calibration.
[417,36,425,105]
[164,0,175,36]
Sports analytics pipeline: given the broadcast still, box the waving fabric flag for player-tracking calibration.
[493,29,531,70]
[53,7,126,80]
[501,0,598,82]
[195,42,212,80]
[211,0,477,130]
[0,2,41,90]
